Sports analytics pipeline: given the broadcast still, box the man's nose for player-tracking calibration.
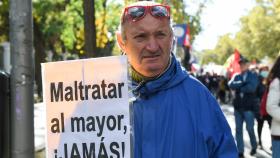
[146,37,159,52]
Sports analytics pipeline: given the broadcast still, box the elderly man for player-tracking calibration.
[116,1,237,157]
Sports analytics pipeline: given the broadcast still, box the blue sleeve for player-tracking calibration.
[239,73,258,93]
[228,74,243,90]
[202,92,238,158]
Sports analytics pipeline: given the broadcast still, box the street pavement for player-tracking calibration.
[34,102,46,157]
[220,104,272,158]
[34,103,273,158]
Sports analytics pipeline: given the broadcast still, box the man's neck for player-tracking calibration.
[130,67,153,83]
[130,56,172,83]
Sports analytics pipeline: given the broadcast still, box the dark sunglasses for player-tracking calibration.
[122,5,170,23]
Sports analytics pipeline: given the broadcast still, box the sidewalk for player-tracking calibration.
[34,102,46,158]
[220,104,272,158]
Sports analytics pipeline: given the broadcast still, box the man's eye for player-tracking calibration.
[156,32,167,38]
[134,34,145,38]
[134,34,146,41]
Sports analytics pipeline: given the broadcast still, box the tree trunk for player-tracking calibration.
[33,20,46,99]
[83,0,96,58]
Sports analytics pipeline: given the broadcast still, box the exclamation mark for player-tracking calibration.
[122,142,125,158]
[54,149,58,158]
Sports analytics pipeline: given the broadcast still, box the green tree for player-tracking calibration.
[200,34,235,65]
[200,49,219,65]
[32,0,124,96]
[0,0,8,42]
[235,4,277,60]
[200,0,280,64]
[231,0,280,60]
[214,34,235,64]
[1,0,207,96]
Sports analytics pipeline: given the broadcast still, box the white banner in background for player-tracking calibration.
[42,56,130,158]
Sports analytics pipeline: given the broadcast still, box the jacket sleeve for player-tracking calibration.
[239,73,258,93]
[266,78,280,121]
[203,93,238,158]
[228,74,243,90]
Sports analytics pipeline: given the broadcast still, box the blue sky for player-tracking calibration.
[186,0,256,51]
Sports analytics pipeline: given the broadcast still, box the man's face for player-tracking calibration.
[119,13,173,77]
[240,62,249,73]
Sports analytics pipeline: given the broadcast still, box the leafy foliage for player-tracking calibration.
[1,0,205,59]
[0,0,8,42]
[0,0,208,96]
[201,0,280,65]
[200,34,235,65]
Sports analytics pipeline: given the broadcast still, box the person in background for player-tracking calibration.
[199,71,212,90]
[228,56,259,157]
[256,65,272,149]
[116,1,238,157]
[218,76,228,104]
[266,55,280,158]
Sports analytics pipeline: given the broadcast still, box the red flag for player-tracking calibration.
[183,24,191,47]
[224,49,241,78]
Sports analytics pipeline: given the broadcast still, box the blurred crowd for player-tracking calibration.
[193,63,270,105]
[196,71,231,104]
[190,54,280,158]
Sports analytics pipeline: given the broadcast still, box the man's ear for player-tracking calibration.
[116,31,125,52]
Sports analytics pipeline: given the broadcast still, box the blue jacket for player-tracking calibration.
[228,70,259,111]
[130,55,237,158]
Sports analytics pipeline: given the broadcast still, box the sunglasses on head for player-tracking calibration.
[122,4,170,24]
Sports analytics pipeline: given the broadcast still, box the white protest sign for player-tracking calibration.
[42,56,130,158]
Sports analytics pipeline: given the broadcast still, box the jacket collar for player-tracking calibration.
[132,53,188,96]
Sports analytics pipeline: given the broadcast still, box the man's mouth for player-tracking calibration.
[143,54,160,59]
